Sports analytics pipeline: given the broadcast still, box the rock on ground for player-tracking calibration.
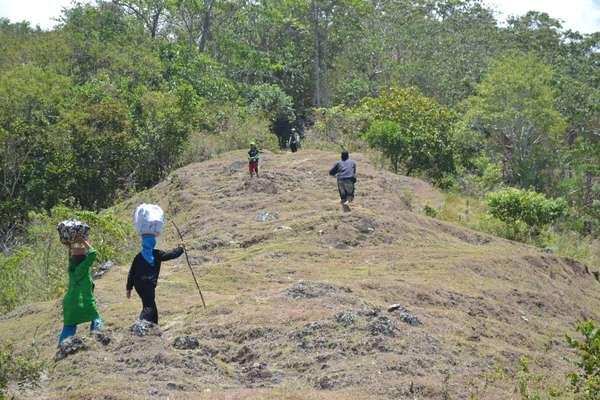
[131,320,161,337]
[55,336,87,360]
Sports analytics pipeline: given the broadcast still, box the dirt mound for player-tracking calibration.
[2,150,600,400]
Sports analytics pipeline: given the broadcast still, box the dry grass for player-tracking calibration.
[2,150,599,399]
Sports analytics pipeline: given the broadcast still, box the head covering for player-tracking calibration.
[341,150,349,161]
[250,141,256,147]
[141,234,156,266]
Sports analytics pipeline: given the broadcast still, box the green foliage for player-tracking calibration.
[180,110,279,164]
[0,343,45,398]
[0,205,133,313]
[130,88,192,187]
[363,120,406,173]
[309,105,370,152]
[516,356,568,400]
[0,65,72,228]
[487,188,566,229]
[462,156,504,195]
[423,205,438,218]
[245,83,295,121]
[567,320,600,399]
[462,52,567,190]
[361,87,456,179]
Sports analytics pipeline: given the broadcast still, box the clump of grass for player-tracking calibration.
[0,342,45,398]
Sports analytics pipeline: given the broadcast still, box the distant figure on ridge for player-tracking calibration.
[289,128,300,153]
[127,204,184,325]
[56,219,103,346]
[248,141,260,178]
[329,150,357,212]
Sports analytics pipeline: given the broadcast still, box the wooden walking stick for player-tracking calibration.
[171,221,206,309]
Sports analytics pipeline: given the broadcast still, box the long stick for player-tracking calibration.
[171,221,206,309]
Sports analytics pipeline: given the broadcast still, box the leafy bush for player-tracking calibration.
[0,205,133,313]
[245,83,295,121]
[363,120,406,173]
[462,156,504,195]
[567,320,600,399]
[361,87,456,179]
[309,105,370,152]
[487,188,566,229]
[423,205,438,218]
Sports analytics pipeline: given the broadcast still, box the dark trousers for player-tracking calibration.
[338,178,355,202]
[134,282,158,324]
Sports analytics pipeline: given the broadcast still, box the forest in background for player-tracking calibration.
[0,0,599,311]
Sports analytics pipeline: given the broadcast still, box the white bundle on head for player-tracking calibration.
[133,204,164,236]
[57,219,90,245]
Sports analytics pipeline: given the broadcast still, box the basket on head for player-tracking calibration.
[57,219,90,245]
[133,204,164,236]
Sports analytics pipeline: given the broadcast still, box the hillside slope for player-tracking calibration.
[2,150,600,400]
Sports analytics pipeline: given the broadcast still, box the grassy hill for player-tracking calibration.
[2,150,599,399]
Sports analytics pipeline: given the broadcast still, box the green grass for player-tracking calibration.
[428,192,600,268]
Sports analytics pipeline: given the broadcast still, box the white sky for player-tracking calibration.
[0,0,599,33]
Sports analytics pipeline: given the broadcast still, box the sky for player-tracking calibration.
[0,0,599,33]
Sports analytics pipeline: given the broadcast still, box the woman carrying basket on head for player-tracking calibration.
[57,220,103,346]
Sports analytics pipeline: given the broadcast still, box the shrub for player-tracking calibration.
[487,188,566,229]
[361,87,456,178]
[567,320,600,399]
[0,205,133,313]
[363,120,406,173]
[245,83,295,122]
[309,105,370,152]
[423,205,438,218]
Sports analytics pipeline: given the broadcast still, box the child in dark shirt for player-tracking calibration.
[248,142,260,178]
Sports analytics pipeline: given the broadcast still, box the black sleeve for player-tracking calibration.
[158,246,184,261]
[126,256,138,291]
[329,162,339,176]
[353,161,356,176]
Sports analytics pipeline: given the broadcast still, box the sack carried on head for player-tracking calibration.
[134,204,164,236]
[57,219,90,245]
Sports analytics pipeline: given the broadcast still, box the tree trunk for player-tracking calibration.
[149,9,161,38]
[198,0,214,52]
[312,0,321,107]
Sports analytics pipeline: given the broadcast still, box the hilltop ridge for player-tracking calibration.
[2,150,599,400]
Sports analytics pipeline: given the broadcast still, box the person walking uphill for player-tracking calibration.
[329,150,357,212]
[126,235,184,324]
[248,142,260,178]
[58,237,103,346]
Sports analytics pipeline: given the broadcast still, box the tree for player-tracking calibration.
[361,87,456,178]
[462,52,566,190]
[0,65,72,234]
[170,0,215,51]
[113,0,168,38]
